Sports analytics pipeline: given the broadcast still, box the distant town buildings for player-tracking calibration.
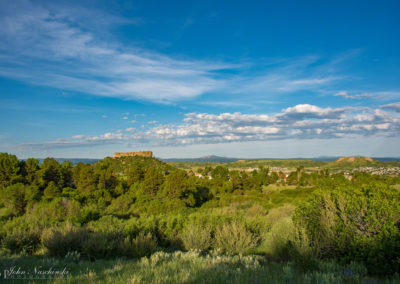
[344,167,400,176]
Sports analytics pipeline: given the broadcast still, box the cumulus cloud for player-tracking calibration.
[18,104,400,150]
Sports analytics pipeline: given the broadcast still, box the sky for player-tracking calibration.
[0,0,400,159]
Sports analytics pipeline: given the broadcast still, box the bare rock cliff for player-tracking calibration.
[113,151,153,158]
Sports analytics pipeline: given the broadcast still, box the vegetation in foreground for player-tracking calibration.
[0,152,400,282]
[1,250,397,283]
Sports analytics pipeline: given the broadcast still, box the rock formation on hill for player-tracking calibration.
[113,151,153,158]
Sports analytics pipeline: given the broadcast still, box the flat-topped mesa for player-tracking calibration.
[113,151,153,158]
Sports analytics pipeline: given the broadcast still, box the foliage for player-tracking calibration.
[293,183,400,275]
[41,223,86,257]
[122,231,158,258]
[1,152,400,278]
[214,221,260,254]
[2,228,41,254]
[181,224,212,251]
[82,231,123,260]
[0,153,22,188]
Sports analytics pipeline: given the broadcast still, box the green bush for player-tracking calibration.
[78,205,100,224]
[181,224,212,251]
[2,228,41,254]
[41,223,86,257]
[263,217,296,261]
[82,231,123,259]
[214,221,259,254]
[121,231,157,258]
[293,183,400,275]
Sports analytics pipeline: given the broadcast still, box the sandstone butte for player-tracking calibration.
[112,151,153,158]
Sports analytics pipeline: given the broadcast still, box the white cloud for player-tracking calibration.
[334,91,372,99]
[381,102,400,113]
[0,0,230,104]
[334,91,400,101]
[0,1,380,106]
[18,104,400,150]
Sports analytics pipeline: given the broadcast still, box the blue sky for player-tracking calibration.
[0,0,399,158]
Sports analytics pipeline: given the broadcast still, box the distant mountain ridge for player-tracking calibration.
[161,155,239,163]
[23,158,100,165]
[161,155,400,163]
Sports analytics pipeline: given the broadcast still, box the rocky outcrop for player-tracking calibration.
[113,151,153,158]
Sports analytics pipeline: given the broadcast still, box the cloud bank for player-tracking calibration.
[18,103,400,150]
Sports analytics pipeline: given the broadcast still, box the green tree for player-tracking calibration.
[43,181,61,200]
[1,183,28,216]
[60,161,74,188]
[230,170,243,191]
[143,167,164,196]
[24,158,39,185]
[37,158,62,189]
[0,153,21,188]
[73,163,98,195]
[162,170,189,199]
[95,163,117,191]
[126,164,144,186]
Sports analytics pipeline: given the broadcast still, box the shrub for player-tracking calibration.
[82,231,123,260]
[121,232,157,258]
[214,221,259,254]
[41,223,86,257]
[263,217,296,261]
[78,205,100,224]
[2,228,41,254]
[181,224,212,251]
[0,183,29,216]
[293,184,400,275]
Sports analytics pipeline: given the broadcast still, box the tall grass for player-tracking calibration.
[0,251,383,283]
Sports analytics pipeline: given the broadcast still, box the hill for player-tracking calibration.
[330,156,381,167]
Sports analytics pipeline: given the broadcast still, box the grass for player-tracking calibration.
[0,250,397,283]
